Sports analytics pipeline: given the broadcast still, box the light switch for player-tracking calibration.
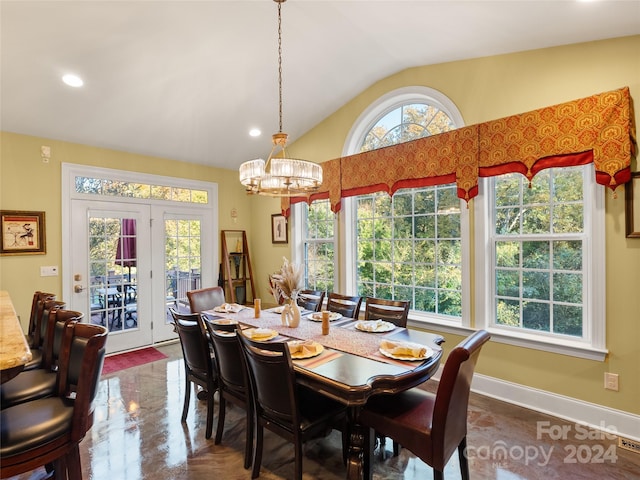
[40,266,59,276]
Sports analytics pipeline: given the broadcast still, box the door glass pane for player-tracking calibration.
[165,219,202,319]
[88,217,138,332]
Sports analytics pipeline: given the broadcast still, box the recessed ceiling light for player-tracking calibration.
[249,128,261,137]
[62,74,83,87]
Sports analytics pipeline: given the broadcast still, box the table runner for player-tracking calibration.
[204,308,436,369]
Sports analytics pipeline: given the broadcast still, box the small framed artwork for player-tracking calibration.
[0,210,47,255]
[625,172,640,238]
[271,214,288,244]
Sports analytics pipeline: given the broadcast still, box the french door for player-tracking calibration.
[62,164,218,354]
[70,201,152,353]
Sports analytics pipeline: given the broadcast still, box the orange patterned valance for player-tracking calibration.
[478,87,635,190]
[282,157,342,215]
[283,87,635,216]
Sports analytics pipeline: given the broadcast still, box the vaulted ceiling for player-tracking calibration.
[1,0,639,169]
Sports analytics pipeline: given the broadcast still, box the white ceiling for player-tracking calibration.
[1,0,639,170]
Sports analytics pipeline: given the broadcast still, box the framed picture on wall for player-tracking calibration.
[271,214,288,244]
[0,210,46,255]
[625,172,640,238]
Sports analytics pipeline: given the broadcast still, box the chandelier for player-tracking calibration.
[239,0,322,197]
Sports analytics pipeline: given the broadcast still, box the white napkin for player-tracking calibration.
[247,328,275,340]
[357,320,392,332]
[379,339,427,358]
[213,303,244,313]
[288,340,320,356]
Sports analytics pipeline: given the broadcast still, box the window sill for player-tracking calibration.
[408,316,608,362]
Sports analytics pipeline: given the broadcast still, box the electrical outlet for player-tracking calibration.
[619,436,640,454]
[604,372,619,391]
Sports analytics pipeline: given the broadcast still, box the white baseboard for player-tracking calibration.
[428,367,640,443]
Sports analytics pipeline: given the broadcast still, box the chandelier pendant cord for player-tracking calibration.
[277,0,283,135]
[237,0,323,197]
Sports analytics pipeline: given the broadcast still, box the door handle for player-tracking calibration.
[74,285,86,293]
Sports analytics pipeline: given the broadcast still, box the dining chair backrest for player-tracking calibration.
[43,309,84,371]
[59,323,109,421]
[204,321,248,398]
[364,297,410,328]
[27,291,55,345]
[297,290,325,312]
[32,299,65,350]
[24,299,67,372]
[171,309,215,378]
[187,286,226,313]
[326,293,362,319]
[238,333,297,427]
[432,329,490,455]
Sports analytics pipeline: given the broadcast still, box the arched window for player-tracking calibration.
[343,87,468,321]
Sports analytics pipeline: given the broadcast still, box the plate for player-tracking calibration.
[213,330,236,337]
[307,312,342,322]
[273,306,285,314]
[213,303,244,313]
[210,318,238,325]
[244,328,278,341]
[355,320,395,333]
[288,341,324,359]
[379,345,433,361]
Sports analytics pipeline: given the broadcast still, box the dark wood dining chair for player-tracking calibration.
[358,329,491,480]
[203,319,253,469]
[0,322,108,480]
[169,309,218,439]
[364,297,410,327]
[1,309,84,409]
[326,293,362,319]
[187,286,226,313]
[297,290,325,312]
[238,332,348,480]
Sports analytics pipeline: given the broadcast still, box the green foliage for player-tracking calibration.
[355,186,461,316]
[492,166,586,337]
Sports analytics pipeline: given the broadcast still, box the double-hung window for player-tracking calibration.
[475,164,606,359]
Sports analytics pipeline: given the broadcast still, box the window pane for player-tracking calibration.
[491,166,587,341]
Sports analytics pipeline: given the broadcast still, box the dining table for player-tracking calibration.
[0,290,33,383]
[203,304,444,480]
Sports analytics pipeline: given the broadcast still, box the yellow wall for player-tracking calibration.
[0,132,263,323]
[1,36,638,416]
[289,35,640,415]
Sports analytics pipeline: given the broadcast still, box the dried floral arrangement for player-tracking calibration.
[271,257,303,300]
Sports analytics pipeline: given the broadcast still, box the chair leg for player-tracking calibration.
[252,424,263,479]
[458,436,470,480]
[294,437,303,480]
[181,377,191,422]
[244,408,254,470]
[215,396,226,444]
[433,469,444,480]
[392,440,401,457]
[205,391,214,439]
[52,456,67,480]
[66,444,82,480]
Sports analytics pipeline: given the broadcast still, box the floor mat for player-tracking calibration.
[101,347,168,375]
